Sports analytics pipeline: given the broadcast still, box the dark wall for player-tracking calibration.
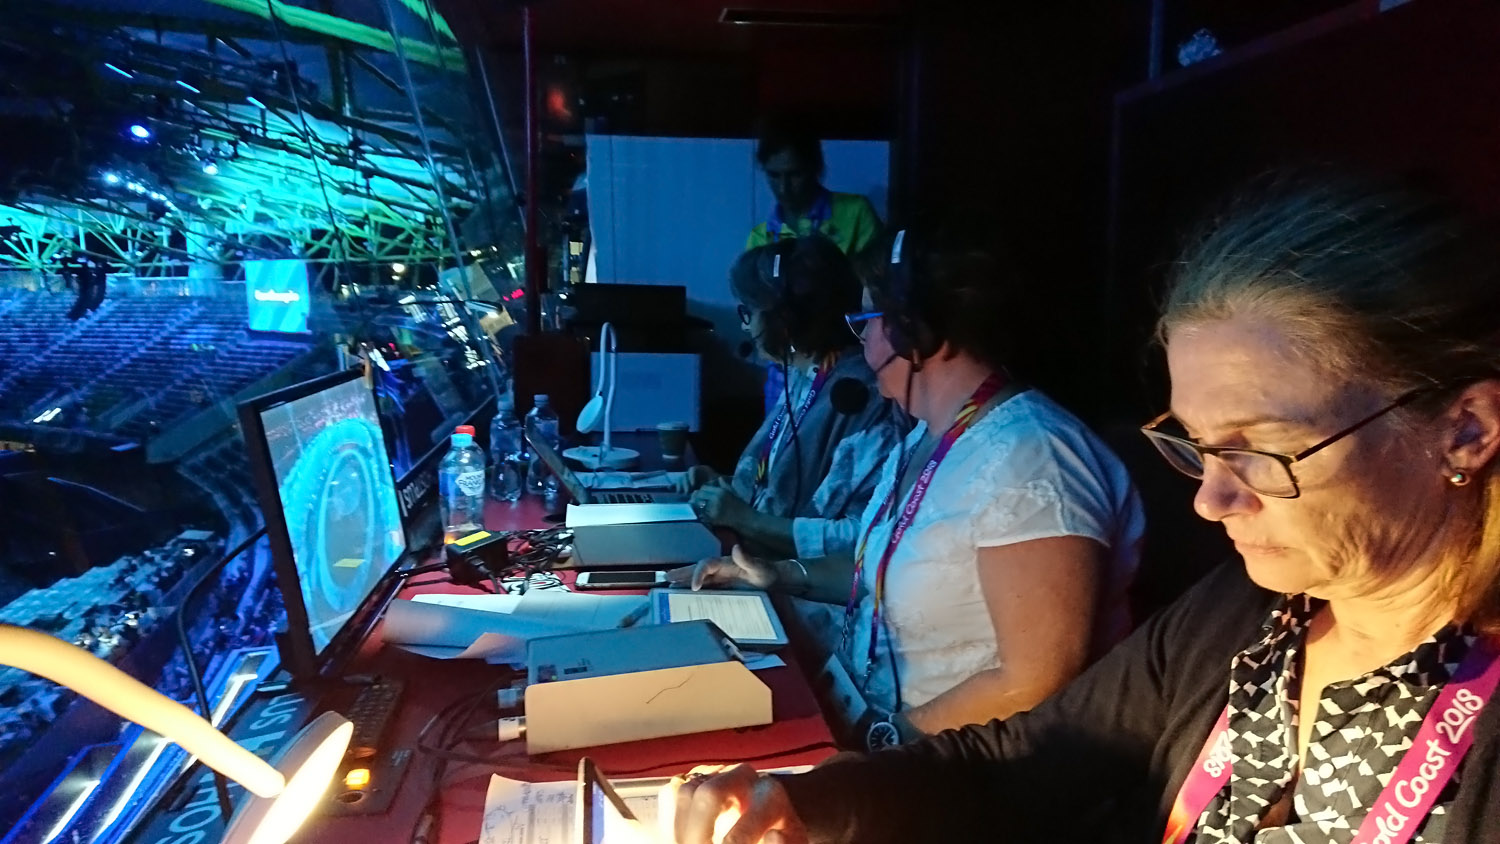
[901,3,1140,419]
[1107,0,1500,417]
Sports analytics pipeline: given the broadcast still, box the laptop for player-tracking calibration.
[528,434,687,505]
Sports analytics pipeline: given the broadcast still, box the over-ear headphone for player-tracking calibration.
[762,238,836,359]
[883,228,942,364]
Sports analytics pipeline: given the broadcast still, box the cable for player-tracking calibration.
[781,351,803,520]
[264,0,353,275]
[376,0,505,402]
[173,526,268,818]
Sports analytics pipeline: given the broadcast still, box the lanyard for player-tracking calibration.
[756,354,837,483]
[767,189,833,242]
[840,372,1007,685]
[1162,636,1500,844]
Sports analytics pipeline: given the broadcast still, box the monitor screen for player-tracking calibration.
[254,373,405,654]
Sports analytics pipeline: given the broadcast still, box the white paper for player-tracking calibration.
[513,591,649,631]
[480,775,664,844]
[413,592,525,613]
[480,767,816,844]
[565,502,698,527]
[382,599,578,663]
[663,592,777,642]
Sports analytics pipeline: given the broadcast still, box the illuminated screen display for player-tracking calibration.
[245,258,311,333]
[258,376,405,653]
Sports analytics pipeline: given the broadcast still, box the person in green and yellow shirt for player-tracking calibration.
[746,125,883,256]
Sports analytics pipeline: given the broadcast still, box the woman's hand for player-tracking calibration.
[666,545,779,591]
[690,485,758,531]
[677,465,721,495]
[672,764,808,844]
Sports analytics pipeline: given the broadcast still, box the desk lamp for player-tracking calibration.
[569,321,640,469]
[0,624,351,844]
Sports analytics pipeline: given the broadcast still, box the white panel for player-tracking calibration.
[589,351,701,431]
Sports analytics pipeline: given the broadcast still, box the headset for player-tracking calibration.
[882,229,944,367]
[761,240,815,360]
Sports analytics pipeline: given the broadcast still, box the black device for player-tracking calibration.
[239,368,413,680]
[443,529,512,586]
[344,678,407,760]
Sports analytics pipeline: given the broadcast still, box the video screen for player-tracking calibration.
[259,376,405,653]
[245,258,311,333]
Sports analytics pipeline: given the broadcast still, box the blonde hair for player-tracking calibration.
[1159,173,1500,633]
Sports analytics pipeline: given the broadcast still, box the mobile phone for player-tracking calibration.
[575,570,667,590]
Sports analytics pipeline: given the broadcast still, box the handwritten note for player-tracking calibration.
[480,775,662,844]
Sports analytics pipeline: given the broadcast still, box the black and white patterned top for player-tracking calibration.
[1190,596,1475,844]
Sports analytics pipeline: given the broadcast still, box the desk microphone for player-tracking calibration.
[830,378,870,415]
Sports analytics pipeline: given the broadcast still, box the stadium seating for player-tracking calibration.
[0,290,313,440]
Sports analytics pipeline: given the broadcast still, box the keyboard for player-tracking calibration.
[600,491,656,504]
[346,679,406,759]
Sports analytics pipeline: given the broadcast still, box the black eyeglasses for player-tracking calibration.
[737,304,753,326]
[845,310,883,342]
[1140,388,1430,499]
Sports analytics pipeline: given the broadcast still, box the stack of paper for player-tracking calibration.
[382,591,647,663]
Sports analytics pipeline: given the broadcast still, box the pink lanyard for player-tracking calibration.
[1162,637,1500,844]
[756,355,836,483]
[839,372,1006,685]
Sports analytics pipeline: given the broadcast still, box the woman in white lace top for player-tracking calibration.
[673,225,1145,747]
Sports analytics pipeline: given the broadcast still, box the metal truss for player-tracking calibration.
[0,1,509,274]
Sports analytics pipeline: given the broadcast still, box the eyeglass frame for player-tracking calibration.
[845,310,884,342]
[737,304,753,326]
[1139,387,1432,499]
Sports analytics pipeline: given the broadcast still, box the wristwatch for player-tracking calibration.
[864,711,919,751]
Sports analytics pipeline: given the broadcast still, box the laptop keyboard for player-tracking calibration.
[601,492,654,504]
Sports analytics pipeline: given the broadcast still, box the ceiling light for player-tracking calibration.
[176,80,201,94]
[391,263,407,274]
[202,161,220,176]
[103,172,121,185]
[104,63,134,79]
[128,124,151,140]
[246,96,268,110]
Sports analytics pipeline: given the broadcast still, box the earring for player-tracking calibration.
[1449,469,1471,487]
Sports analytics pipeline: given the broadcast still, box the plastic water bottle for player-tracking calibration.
[438,425,486,543]
[524,394,561,497]
[490,398,525,503]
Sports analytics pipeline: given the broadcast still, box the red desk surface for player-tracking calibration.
[295,498,836,844]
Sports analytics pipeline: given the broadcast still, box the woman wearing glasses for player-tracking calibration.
[680,235,901,564]
[671,176,1500,844]
[674,225,1143,745]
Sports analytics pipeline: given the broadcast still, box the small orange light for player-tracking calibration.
[344,768,371,789]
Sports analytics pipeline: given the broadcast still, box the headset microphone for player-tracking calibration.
[830,377,870,415]
[871,352,902,375]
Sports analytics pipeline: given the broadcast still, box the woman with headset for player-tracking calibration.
[679,235,902,563]
[674,225,1145,747]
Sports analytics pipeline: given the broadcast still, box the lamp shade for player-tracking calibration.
[0,624,351,844]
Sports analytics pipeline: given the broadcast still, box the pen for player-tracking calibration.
[618,603,651,628]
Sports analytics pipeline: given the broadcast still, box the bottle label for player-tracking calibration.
[456,471,486,497]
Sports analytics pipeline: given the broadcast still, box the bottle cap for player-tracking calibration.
[455,425,476,436]
[533,394,549,405]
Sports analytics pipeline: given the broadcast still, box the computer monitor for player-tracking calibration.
[239,368,408,678]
